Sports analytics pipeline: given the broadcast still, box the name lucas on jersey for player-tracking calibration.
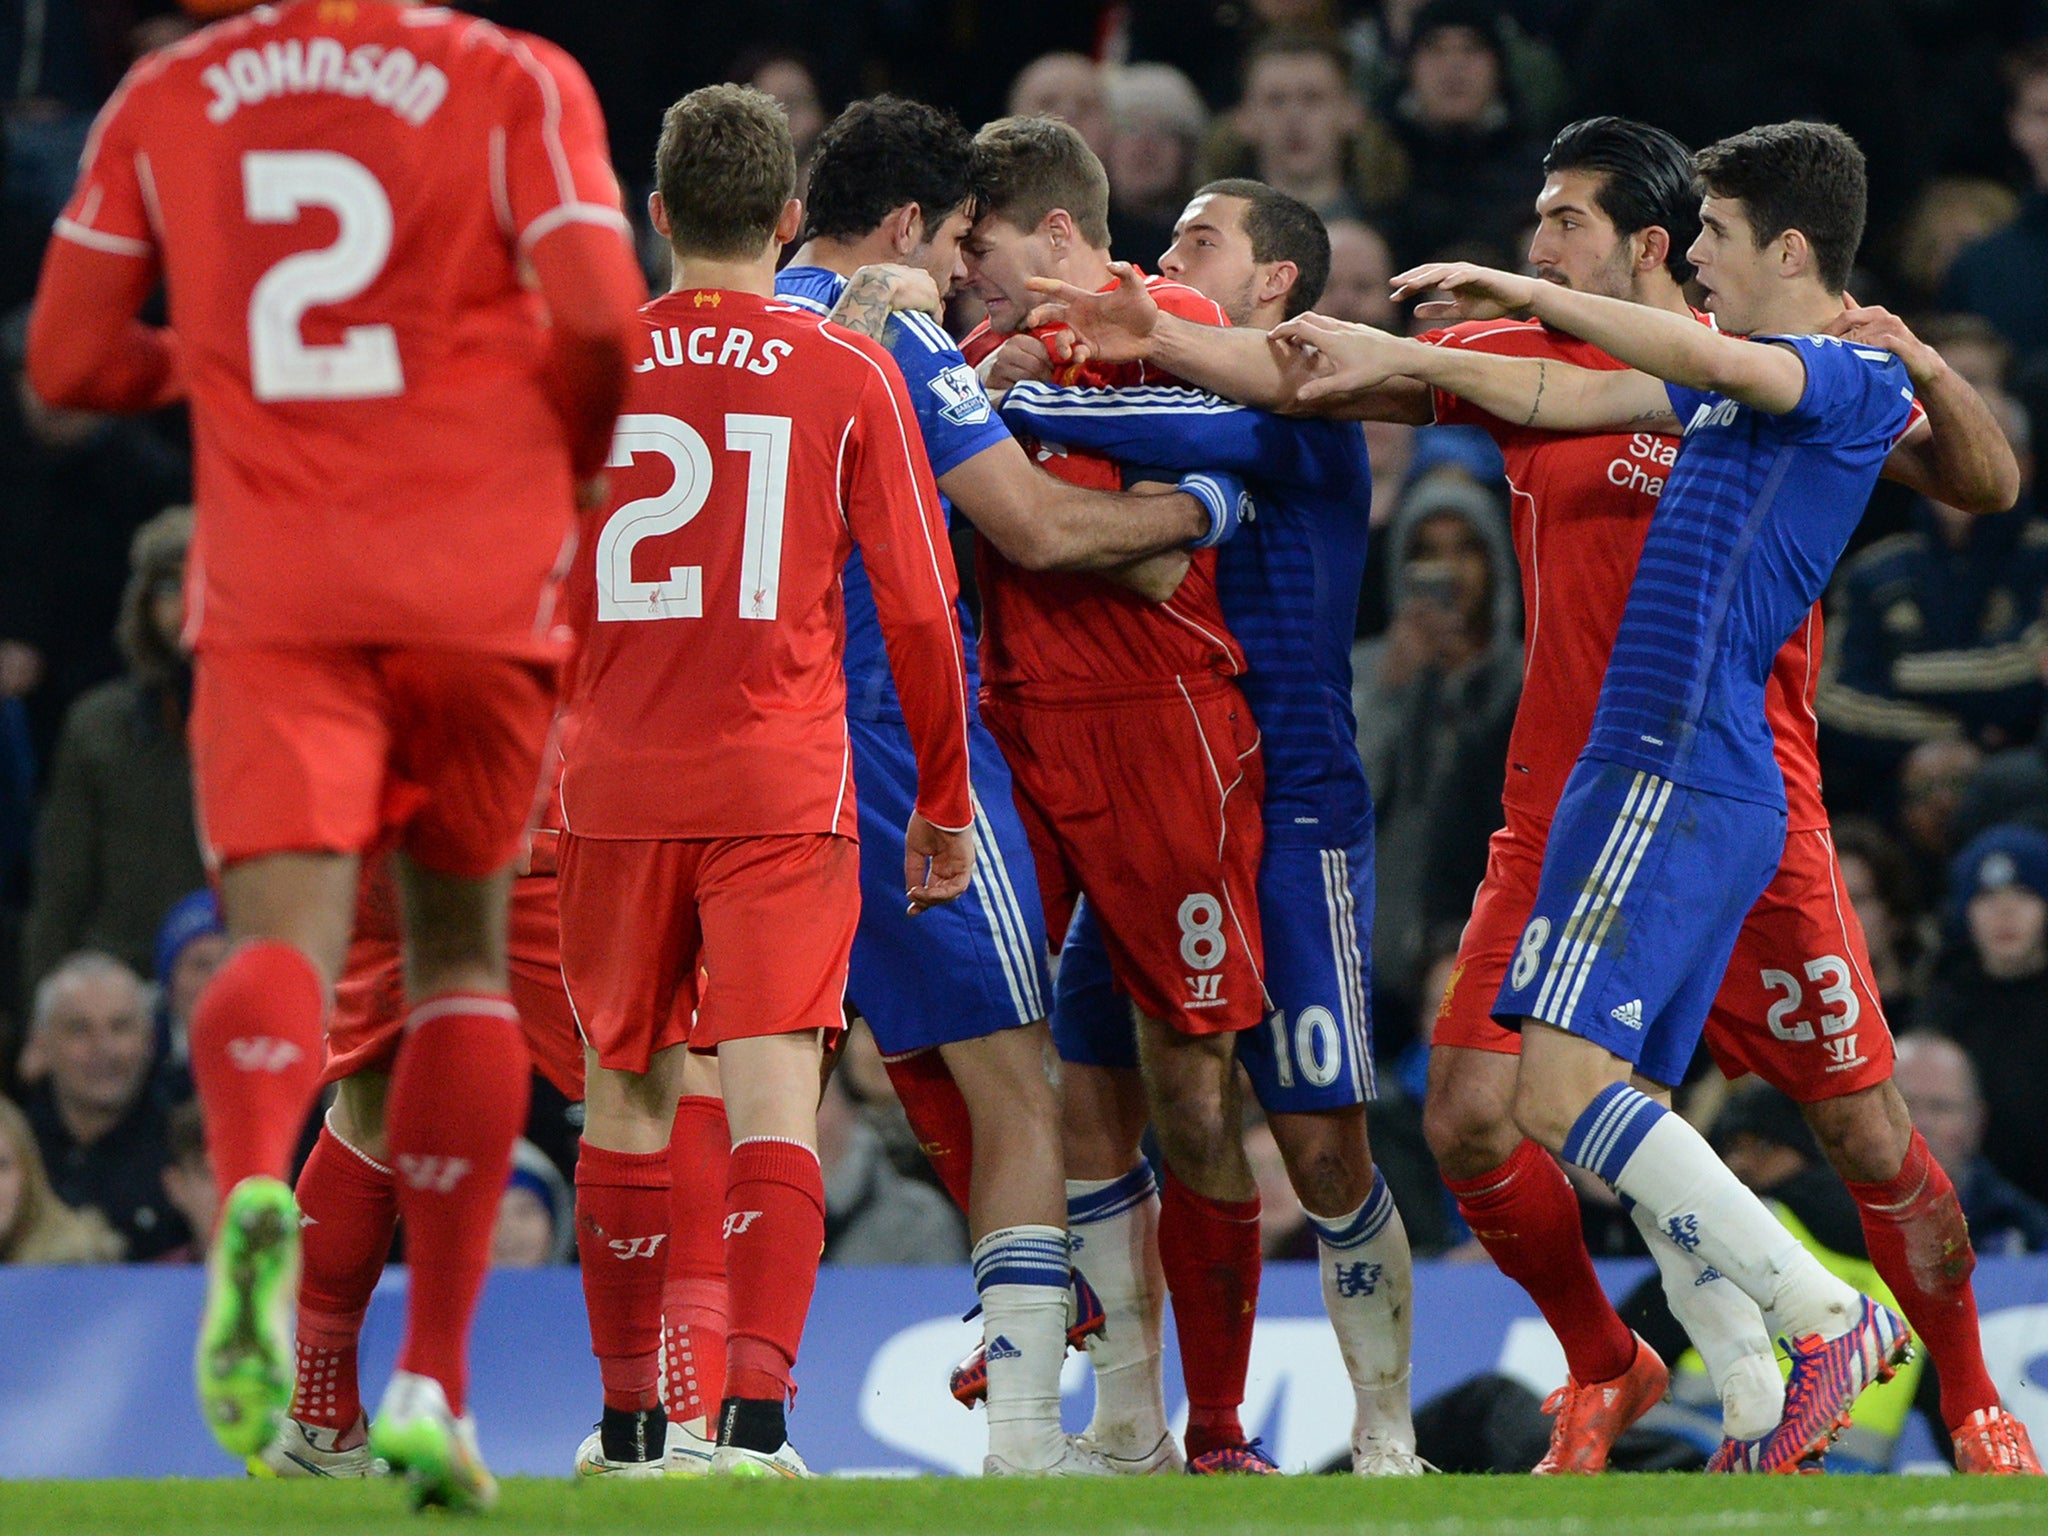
[635,325,792,377]
[1608,431,1677,498]
[203,40,449,127]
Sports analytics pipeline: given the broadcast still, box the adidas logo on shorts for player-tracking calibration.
[1610,999,1645,1030]
[986,1335,1022,1362]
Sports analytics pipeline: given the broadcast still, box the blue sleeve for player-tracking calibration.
[1000,380,1346,489]
[880,311,1012,479]
[1768,334,1916,445]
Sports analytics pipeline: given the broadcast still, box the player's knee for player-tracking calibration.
[1424,1072,1520,1179]
[1507,1076,1575,1155]
[1283,1137,1370,1219]
[1805,1082,1911,1185]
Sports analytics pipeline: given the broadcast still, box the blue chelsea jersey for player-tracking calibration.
[774,266,1009,719]
[1586,333,1916,807]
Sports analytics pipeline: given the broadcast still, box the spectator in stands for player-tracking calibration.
[1893,1032,2048,1255]
[1897,179,2021,311]
[1815,359,2041,796]
[1832,817,1933,1029]
[153,1100,214,1264]
[1320,217,1399,327]
[818,1069,967,1265]
[17,952,185,1260]
[492,1139,574,1268]
[1353,468,1520,1037]
[0,1092,121,1263]
[149,889,225,1107]
[20,507,203,994]
[1198,33,1408,228]
[1902,737,1986,868]
[731,50,828,187]
[1945,43,2048,369]
[1376,1,1546,268]
[1346,0,1568,140]
[1117,0,1344,110]
[1103,63,1209,267]
[1920,824,2048,1207]
[1007,52,1113,160]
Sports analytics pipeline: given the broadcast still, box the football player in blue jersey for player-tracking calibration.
[773,96,1244,1477]
[1004,180,1424,1474]
[1274,120,2024,1471]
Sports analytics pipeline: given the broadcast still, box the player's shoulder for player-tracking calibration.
[437,9,594,98]
[1426,317,1624,369]
[1142,275,1230,327]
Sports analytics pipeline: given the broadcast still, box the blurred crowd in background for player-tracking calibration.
[4,1,2048,1283]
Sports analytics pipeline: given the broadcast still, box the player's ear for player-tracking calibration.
[648,190,671,241]
[1778,227,1811,283]
[890,202,923,257]
[1042,208,1074,254]
[775,197,804,246]
[1259,260,1299,310]
[1637,225,1671,277]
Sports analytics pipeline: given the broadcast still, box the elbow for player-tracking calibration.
[1003,525,1071,573]
[25,335,95,413]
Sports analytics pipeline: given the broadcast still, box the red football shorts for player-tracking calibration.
[556,831,859,1074]
[1702,827,1895,1101]
[324,852,583,1098]
[980,683,1266,1036]
[1436,815,1895,1104]
[191,644,558,878]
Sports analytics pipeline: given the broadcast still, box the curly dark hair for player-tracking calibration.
[802,97,977,242]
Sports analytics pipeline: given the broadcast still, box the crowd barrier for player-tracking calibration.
[3,1257,2044,1477]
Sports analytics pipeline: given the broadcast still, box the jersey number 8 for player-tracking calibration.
[598,413,792,622]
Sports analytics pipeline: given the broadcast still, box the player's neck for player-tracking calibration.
[1745,284,1847,339]
[1631,275,1695,318]
[786,235,893,278]
[670,245,782,301]
[1058,244,1116,294]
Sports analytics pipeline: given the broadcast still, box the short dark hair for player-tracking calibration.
[972,115,1111,248]
[1693,121,1867,294]
[1543,116,1699,284]
[1241,31,1354,94]
[803,97,976,243]
[654,84,796,259]
[1194,177,1332,317]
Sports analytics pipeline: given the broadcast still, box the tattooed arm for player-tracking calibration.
[825,263,943,341]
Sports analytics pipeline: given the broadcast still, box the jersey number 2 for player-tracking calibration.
[599,412,791,622]
[243,151,403,402]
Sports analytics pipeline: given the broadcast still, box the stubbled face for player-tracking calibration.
[1527,171,1637,300]
[1687,193,1775,334]
[42,972,153,1126]
[961,213,1058,334]
[909,205,976,301]
[1159,194,1262,325]
[1241,55,1354,186]
[1969,883,2048,979]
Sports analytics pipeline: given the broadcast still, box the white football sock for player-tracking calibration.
[1627,1196,1783,1440]
[974,1224,1072,1469]
[1305,1171,1417,1457]
[1067,1166,1169,1459]
[1565,1085,1862,1342]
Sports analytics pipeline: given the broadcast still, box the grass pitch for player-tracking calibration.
[3,1475,2046,1536]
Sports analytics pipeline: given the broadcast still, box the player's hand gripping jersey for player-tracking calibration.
[46,1,637,658]
[557,288,973,842]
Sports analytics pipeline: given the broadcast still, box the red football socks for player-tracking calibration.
[1848,1129,1998,1427]
[722,1137,825,1405]
[187,940,326,1201]
[576,1142,672,1413]
[1158,1167,1261,1460]
[665,1095,730,1424]
[291,1123,398,1432]
[384,992,530,1416]
[1448,1137,1638,1384]
[883,1050,974,1211]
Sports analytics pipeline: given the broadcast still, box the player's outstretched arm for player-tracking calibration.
[1003,380,1346,485]
[1842,306,2021,513]
[1272,311,1673,432]
[939,436,1209,573]
[27,231,177,414]
[1394,260,1808,416]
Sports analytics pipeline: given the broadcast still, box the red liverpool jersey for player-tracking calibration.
[962,275,1247,696]
[50,1,633,657]
[1427,317,1827,832]
[558,289,973,842]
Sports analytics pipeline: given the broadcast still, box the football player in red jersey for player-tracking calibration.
[553,83,976,1480]
[1038,117,2035,1477]
[954,115,1274,1475]
[25,0,644,1505]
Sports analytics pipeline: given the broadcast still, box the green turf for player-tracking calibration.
[3,1475,2045,1536]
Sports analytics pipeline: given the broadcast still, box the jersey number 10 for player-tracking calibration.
[598,413,792,623]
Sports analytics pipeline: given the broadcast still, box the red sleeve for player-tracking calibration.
[27,64,178,412]
[841,349,974,832]
[491,35,643,477]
